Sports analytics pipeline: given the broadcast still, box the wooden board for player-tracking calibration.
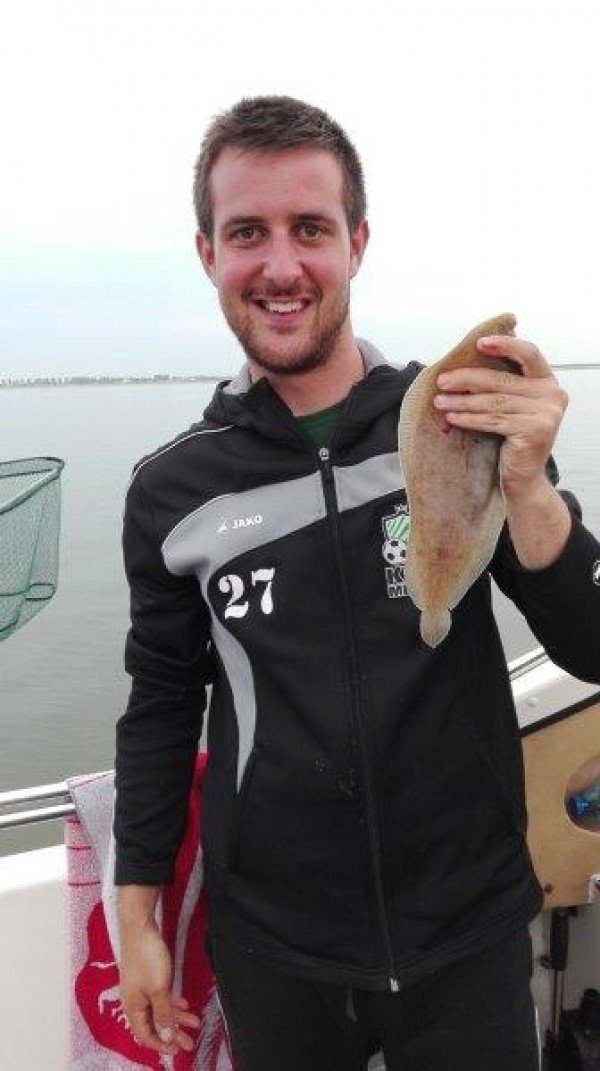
[523,700,600,907]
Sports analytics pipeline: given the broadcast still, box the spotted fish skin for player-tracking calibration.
[398,313,517,648]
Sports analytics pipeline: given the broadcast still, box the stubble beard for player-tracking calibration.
[222,287,351,376]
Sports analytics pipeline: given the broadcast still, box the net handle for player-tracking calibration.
[0,457,65,517]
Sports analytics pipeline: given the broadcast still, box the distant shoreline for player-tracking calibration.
[550,363,600,370]
[0,374,224,389]
[1,364,598,389]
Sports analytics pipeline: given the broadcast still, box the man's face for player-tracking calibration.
[196,146,368,375]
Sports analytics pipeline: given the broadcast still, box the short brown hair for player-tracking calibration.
[193,95,367,239]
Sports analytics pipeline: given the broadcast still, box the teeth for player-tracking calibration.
[261,301,303,314]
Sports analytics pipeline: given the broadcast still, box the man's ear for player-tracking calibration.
[196,231,217,285]
[349,218,369,279]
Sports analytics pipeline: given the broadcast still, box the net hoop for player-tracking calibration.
[0,457,65,641]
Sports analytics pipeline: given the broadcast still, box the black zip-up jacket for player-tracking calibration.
[114,341,600,992]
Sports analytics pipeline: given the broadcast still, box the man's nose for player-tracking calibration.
[261,235,303,288]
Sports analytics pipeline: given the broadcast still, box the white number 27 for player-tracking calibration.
[219,568,275,619]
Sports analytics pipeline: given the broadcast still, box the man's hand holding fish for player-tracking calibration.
[433,334,572,571]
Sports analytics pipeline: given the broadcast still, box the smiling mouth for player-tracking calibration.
[254,299,311,315]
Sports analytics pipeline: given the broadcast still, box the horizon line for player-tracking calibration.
[1,362,599,388]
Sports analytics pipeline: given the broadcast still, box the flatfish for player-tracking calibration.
[398,313,517,648]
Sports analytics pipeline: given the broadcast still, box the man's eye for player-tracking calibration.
[234,226,259,241]
[299,223,322,239]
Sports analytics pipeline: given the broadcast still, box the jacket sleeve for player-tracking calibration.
[113,472,215,885]
[490,462,600,685]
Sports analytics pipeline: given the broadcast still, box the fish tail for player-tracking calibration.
[420,609,452,648]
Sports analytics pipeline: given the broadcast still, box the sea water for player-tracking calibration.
[1,370,598,856]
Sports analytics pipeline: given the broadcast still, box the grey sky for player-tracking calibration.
[2,1,599,377]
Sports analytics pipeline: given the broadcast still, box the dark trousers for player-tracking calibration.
[208,927,539,1071]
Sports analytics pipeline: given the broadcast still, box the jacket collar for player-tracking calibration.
[204,339,421,452]
[222,338,389,397]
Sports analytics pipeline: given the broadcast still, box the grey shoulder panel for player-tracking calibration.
[334,452,405,514]
[162,472,326,578]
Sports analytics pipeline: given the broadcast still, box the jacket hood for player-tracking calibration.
[203,339,422,451]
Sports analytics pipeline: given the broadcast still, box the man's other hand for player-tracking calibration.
[119,917,201,1057]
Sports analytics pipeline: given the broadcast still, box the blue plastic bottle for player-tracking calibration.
[567,780,600,821]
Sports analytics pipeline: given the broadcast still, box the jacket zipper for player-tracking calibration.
[317,445,400,993]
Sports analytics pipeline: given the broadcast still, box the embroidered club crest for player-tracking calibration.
[381,504,410,598]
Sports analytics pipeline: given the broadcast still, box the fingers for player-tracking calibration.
[434,391,540,415]
[128,1004,172,1054]
[437,336,562,395]
[431,335,569,490]
[152,991,200,1055]
[436,409,558,440]
[433,390,567,429]
[128,994,200,1057]
[438,364,560,396]
[435,344,569,429]
[477,334,553,377]
[169,993,202,1030]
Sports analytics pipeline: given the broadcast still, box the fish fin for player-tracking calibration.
[398,365,435,482]
[437,314,517,370]
[420,608,452,648]
[404,545,423,609]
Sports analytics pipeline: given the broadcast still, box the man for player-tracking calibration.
[114,96,600,1070]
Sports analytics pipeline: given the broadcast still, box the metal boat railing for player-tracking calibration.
[0,649,548,833]
[0,771,113,830]
[0,781,76,830]
[506,646,549,680]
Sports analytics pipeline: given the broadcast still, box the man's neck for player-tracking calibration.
[247,337,365,417]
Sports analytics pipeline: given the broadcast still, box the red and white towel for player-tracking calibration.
[66,754,232,1070]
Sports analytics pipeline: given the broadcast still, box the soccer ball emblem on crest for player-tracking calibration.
[382,537,406,566]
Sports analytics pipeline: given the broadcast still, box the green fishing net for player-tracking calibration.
[0,457,65,641]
